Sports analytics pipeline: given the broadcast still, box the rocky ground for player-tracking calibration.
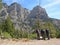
[0,38,60,45]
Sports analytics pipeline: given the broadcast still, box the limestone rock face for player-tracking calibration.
[0,3,60,30]
[29,6,49,20]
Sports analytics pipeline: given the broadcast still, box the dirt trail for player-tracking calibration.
[0,38,60,45]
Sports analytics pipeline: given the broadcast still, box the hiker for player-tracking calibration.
[40,29,45,40]
[35,29,40,40]
[45,29,50,40]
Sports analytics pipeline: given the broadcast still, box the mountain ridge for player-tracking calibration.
[0,2,60,30]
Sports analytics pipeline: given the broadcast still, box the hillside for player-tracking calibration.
[0,2,60,30]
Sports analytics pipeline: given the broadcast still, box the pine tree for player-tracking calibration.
[0,23,2,35]
[0,0,2,10]
[0,0,2,2]
[34,20,41,29]
[2,17,15,37]
[44,22,56,38]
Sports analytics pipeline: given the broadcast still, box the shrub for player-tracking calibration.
[2,32,11,39]
[13,30,22,39]
[22,32,28,38]
[56,30,60,38]
[29,33,37,39]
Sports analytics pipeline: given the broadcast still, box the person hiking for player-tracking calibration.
[35,29,40,40]
[40,29,45,40]
[45,29,50,40]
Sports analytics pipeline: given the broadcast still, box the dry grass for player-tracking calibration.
[21,38,30,42]
[12,38,19,42]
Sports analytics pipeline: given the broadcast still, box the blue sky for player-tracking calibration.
[2,0,60,19]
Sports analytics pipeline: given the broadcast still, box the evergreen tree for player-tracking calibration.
[0,23,2,35]
[0,0,2,10]
[56,30,60,38]
[44,22,56,38]
[2,17,15,37]
[0,0,2,2]
[34,20,41,29]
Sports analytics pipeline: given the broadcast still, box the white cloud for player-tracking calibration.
[43,0,60,8]
[50,12,60,15]
[48,12,60,19]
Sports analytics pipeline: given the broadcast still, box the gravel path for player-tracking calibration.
[0,38,60,45]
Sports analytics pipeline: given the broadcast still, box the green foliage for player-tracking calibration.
[0,3,2,10]
[2,32,11,39]
[1,17,15,38]
[13,30,22,39]
[34,20,41,29]
[0,23,3,35]
[29,33,37,39]
[0,28,1,35]
[33,21,56,38]
[0,16,58,39]
[0,0,2,2]
[22,32,28,38]
[44,22,56,38]
[7,17,15,36]
[56,30,60,38]
[13,30,28,39]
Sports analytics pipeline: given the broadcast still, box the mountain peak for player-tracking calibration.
[33,5,43,9]
[32,5,46,12]
[10,2,21,7]
[1,3,60,30]
[35,5,42,8]
[11,2,18,5]
[2,3,8,9]
[2,3,7,5]
[29,5,49,20]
